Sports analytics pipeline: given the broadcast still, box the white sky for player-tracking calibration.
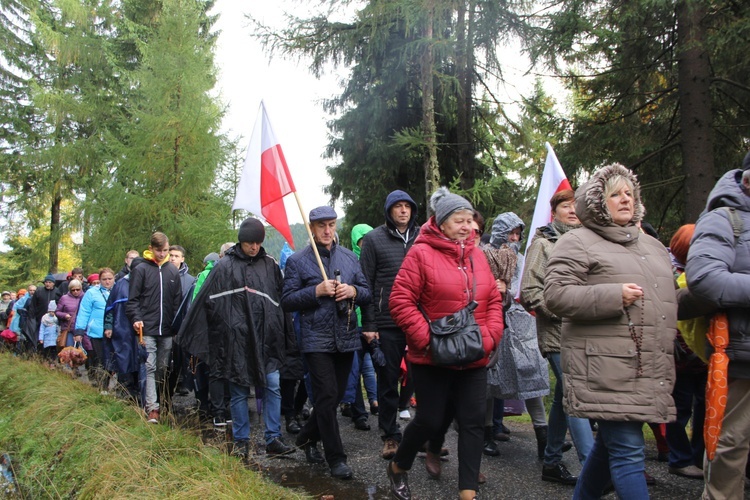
[210,1,555,224]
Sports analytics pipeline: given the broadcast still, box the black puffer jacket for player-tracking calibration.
[176,245,291,388]
[126,254,182,337]
[282,242,371,353]
[359,190,419,331]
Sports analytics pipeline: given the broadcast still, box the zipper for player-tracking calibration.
[158,264,164,335]
[458,241,471,304]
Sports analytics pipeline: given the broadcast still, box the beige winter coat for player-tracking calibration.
[544,164,677,423]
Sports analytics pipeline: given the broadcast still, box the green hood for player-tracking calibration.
[351,223,374,258]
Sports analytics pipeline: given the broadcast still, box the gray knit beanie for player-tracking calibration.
[430,187,473,226]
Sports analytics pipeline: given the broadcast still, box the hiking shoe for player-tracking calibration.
[266,437,294,457]
[147,410,159,424]
[398,409,411,420]
[494,431,510,442]
[542,462,578,485]
[213,415,227,429]
[382,438,399,460]
[303,442,325,464]
[330,461,353,480]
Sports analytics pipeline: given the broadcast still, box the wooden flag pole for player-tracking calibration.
[293,191,329,281]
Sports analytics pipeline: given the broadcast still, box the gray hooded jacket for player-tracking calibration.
[687,168,750,379]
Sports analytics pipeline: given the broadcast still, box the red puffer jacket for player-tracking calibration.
[389,216,503,369]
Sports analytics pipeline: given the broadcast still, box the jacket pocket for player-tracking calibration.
[585,338,636,393]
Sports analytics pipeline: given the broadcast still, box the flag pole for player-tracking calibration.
[293,192,329,281]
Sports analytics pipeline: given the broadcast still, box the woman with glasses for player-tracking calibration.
[74,269,116,390]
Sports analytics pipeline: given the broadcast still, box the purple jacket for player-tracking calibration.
[56,292,82,332]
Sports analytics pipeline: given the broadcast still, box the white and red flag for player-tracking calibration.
[233,101,296,248]
[523,142,572,257]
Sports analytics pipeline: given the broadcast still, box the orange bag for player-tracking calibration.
[704,312,729,461]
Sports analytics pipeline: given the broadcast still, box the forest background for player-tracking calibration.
[0,0,748,291]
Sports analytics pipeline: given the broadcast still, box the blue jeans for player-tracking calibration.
[263,370,282,444]
[573,420,647,500]
[343,350,377,403]
[666,370,706,468]
[545,352,594,465]
[229,382,251,443]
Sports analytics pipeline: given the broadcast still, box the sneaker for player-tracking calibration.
[668,465,703,479]
[266,437,295,457]
[147,410,159,424]
[381,438,399,460]
[542,462,578,485]
[398,409,411,420]
[231,440,250,460]
[213,415,227,429]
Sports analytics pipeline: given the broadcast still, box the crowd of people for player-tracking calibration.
[4,156,750,500]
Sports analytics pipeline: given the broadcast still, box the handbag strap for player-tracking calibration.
[418,254,476,321]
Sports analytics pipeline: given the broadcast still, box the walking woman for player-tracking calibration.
[387,188,503,500]
[544,164,677,499]
[74,268,115,390]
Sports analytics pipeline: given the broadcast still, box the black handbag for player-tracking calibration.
[419,256,485,367]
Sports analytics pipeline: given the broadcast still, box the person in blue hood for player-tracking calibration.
[359,190,422,460]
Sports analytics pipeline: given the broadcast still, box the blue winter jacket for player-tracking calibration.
[74,285,111,339]
[687,168,750,379]
[282,242,371,353]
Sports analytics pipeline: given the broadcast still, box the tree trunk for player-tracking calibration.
[422,0,440,211]
[676,0,714,223]
[48,189,62,274]
[455,1,472,189]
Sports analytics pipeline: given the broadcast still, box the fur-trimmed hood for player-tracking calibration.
[576,163,645,230]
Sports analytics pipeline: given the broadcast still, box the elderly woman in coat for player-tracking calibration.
[387,188,503,500]
[544,164,677,499]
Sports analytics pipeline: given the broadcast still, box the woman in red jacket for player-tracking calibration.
[386,188,503,500]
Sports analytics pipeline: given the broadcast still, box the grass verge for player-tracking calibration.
[0,351,304,499]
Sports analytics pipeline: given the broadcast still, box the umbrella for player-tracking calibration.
[136,325,148,411]
[705,312,729,461]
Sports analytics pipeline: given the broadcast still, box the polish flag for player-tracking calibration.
[233,101,296,248]
[523,142,572,257]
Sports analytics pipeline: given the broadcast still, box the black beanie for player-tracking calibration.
[238,218,265,243]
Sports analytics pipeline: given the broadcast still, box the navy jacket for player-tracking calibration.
[282,242,371,353]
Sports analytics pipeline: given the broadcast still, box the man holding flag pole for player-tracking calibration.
[233,100,372,479]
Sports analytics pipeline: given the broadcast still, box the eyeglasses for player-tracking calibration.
[70,288,82,292]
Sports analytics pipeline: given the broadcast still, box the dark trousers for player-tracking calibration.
[280,378,308,418]
[299,351,353,466]
[666,370,706,468]
[393,364,486,491]
[376,327,407,441]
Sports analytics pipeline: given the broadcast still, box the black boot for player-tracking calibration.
[483,426,500,456]
[534,425,548,460]
[285,414,301,434]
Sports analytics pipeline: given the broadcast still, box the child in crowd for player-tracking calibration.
[38,300,59,366]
